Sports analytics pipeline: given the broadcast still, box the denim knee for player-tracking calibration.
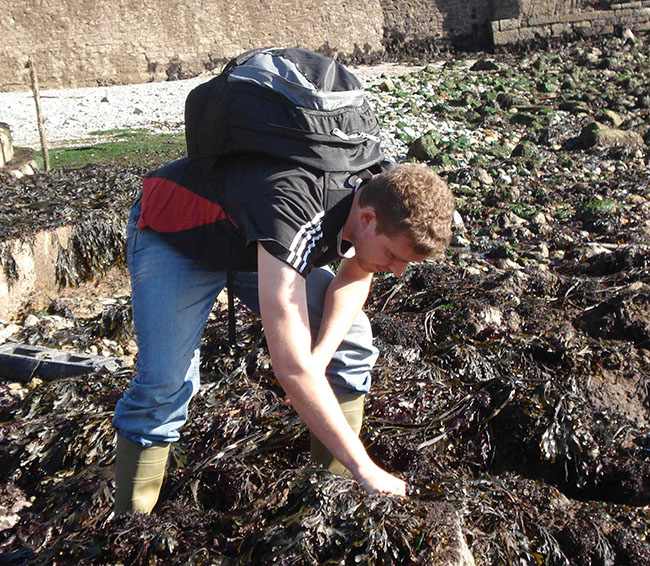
[305,267,378,395]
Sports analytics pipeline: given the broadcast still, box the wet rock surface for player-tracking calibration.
[1,34,649,565]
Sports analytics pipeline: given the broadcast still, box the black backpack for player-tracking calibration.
[185,48,390,344]
[184,47,386,178]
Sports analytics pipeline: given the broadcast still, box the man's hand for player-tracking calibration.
[355,462,407,496]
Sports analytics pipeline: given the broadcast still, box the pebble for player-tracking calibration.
[476,168,493,185]
[0,324,20,343]
[452,210,465,229]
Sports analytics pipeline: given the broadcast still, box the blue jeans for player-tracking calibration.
[113,199,378,446]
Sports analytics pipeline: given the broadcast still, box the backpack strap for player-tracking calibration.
[226,223,237,346]
[227,268,236,346]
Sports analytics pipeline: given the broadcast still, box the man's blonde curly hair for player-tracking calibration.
[358,163,454,259]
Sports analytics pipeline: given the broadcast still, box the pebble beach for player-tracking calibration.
[0,63,428,153]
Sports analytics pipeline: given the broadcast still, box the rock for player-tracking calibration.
[511,141,538,159]
[421,504,476,566]
[536,81,558,94]
[498,211,526,228]
[559,100,590,114]
[580,122,644,149]
[510,113,538,127]
[636,95,650,109]
[452,210,465,230]
[0,323,20,343]
[23,314,39,327]
[468,305,505,335]
[507,186,521,201]
[497,171,513,184]
[0,123,14,167]
[597,57,618,70]
[378,79,396,92]
[579,289,650,347]
[524,242,551,263]
[18,160,38,176]
[582,52,601,66]
[622,28,636,44]
[496,92,527,110]
[476,167,493,185]
[531,211,548,227]
[595,110,624,128]
[497,257,523,270]
[582,243,613,258]
[576,197,617,221]
[407,131,440,161]
[470,59,498,72]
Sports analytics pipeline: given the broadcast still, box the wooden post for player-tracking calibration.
[27,58,50,171]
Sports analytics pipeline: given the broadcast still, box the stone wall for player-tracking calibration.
[0,0,385,91]
[1,1,650,92]
[380,0,493,50]
[492,0,650,44]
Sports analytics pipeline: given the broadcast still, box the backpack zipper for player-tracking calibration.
[331,128,380,143]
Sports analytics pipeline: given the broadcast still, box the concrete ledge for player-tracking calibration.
[612,1,644,9]
[0,226,73,319]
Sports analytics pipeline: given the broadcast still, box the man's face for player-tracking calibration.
[353,210,427,276]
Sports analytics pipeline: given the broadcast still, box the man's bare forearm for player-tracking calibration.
[257,247,373,471]
[257,244,405,495]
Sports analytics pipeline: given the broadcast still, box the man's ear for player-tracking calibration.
[359,207,377,231]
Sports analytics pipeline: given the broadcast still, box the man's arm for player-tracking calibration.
[257,243,405,495]
[311,257,373,368]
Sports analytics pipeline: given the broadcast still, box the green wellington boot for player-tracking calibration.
[310,393,365,478]
[114,434,170,515]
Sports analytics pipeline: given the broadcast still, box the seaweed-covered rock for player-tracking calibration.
[580,122,645,148]
[406,131,440,161]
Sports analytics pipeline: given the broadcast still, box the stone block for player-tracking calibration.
[0,124,13,167]
[557,11,604,24]
[612,1,642,8]
[613,7,648,17]
[499,17,521,30]
[492,29,520,44]
[492,0,520,20]
[529,15,556,26]
[519,26,548,40]
[0,226,74,319]
[551,23,572,35]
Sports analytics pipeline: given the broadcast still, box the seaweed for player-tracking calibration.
[1,33,650,566]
